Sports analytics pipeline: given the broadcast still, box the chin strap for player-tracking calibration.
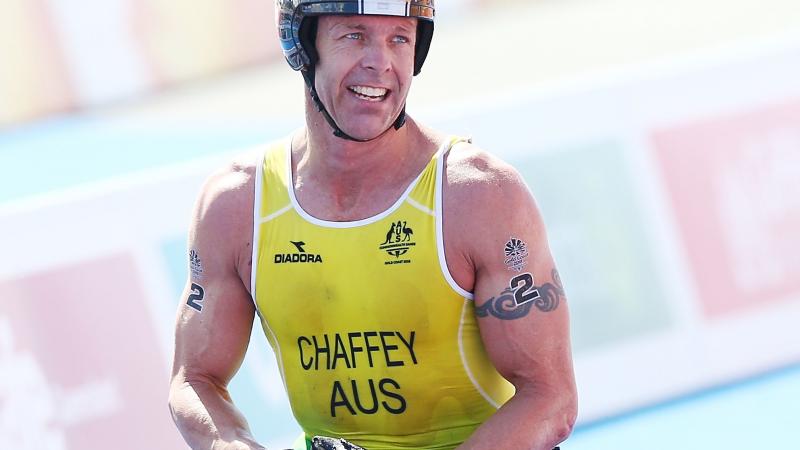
[301,70,406,142]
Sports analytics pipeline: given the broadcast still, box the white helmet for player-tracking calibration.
[277,0,435,75]
[275,0,436,141]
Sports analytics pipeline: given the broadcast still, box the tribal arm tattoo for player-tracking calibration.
[475,269,564,320]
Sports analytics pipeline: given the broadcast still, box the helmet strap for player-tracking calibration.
[301,69,407,143]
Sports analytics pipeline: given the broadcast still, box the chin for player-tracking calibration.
[342,121,397,141]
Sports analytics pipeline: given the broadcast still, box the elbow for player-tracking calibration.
[167,380,184,423]
[553,392,578,444]
[553,412,576,444]
[167,372,196,423]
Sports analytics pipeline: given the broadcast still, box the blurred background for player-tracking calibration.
[1,0,799,448]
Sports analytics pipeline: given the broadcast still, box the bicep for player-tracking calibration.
[470,184,573,390]
[173,272,256,386]
[171,178,257,388]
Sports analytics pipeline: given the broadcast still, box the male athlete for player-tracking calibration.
[168,1,577,449]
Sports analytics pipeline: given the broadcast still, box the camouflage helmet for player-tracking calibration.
[276,0,435,76]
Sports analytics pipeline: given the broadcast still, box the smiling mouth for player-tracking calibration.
[348,85,389,102]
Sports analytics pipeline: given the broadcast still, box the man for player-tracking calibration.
[168,1,577,449]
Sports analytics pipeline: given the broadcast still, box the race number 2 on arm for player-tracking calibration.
[168,162,266,450]
[447,148,577,450]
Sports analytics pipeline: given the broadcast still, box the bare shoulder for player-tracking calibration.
[442,142,547,276]
[190,148,263,279]
[444,142,535,217]
[194,150,260,227]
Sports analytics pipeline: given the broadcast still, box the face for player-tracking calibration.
[313,15,417,141]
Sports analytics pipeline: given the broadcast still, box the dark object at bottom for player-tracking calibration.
[310,435,560,450]
[311,436,365,450]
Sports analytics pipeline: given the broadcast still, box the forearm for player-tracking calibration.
[169,378,265,450]
[456,388,576,450]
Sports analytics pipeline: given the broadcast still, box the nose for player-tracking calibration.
[360,40,392,73]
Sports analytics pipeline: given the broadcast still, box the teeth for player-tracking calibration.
[350,85,387,97]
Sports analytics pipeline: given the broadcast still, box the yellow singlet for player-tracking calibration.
[251,137,514,450]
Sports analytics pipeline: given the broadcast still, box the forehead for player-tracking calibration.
[318,14,417,31]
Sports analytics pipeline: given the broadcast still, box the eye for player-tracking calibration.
[344,32,363,40]
[392,35,411,44]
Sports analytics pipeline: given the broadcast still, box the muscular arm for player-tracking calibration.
[445,148,577,450]
[168,161,265,450]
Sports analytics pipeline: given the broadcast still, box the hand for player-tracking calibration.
[311,436,366,450]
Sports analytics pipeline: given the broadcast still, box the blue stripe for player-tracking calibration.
[0,115,298,204]
[573,361,800,434]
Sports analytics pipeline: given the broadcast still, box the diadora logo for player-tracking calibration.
[290,241,306,252]
[378,220,415,265]
[274,240,323,264]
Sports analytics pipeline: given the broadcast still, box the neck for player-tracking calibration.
[292,111,439,219]
[298,116,414,183]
